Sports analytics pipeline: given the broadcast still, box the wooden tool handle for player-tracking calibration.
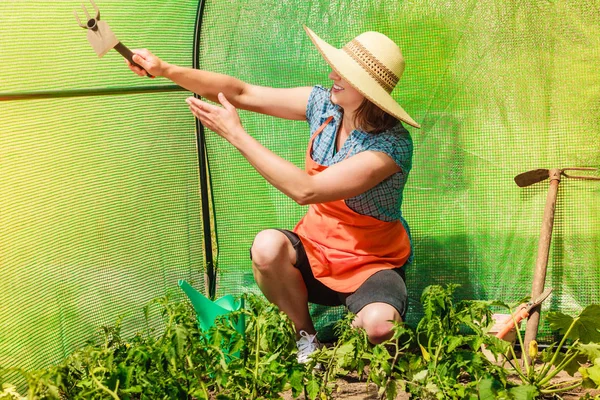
[524,169,561,351]
[114,42,153,78]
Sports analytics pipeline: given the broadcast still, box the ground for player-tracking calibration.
[280,370,600,399]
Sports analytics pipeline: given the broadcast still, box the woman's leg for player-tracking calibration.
[352,303,400,344]
[345,268,407,344]
[251,229,315,335]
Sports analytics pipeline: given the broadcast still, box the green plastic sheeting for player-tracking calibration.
[0,0,205,375]
[1,0,599,378]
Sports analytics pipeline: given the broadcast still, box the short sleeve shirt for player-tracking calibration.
[305,85,413,227]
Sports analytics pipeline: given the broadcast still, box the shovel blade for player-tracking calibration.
[514,169,550,187]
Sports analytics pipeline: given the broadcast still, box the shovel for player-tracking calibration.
[515,167,600,353]
[75,0,152,77]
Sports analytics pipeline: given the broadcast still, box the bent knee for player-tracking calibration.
[250,229,294,272]
[355,303,401,344]
[364,321,394,344]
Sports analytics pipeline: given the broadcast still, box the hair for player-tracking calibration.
[352,98,399,134]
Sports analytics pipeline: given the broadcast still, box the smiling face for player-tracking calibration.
[328,70,365,115]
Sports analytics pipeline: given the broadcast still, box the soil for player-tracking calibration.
[280,370,600,399]
[277,341,600,399]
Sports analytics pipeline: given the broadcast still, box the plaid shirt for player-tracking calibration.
[305,85,414,262]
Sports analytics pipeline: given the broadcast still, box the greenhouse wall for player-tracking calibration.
[1,0,599,373]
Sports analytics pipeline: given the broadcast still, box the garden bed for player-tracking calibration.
[2,285,599,399]
[280,370,600,399]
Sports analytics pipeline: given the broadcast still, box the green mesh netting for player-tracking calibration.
[198,0,600,339]
[0,0,205,373]
[1,0,600,376]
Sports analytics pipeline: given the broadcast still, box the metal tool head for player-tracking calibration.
[528,287,553,309]
[514,169,550,187]
[74,0,118,58]
[515,167,600,187]
[74,0,100,30]
[561,167,600,182]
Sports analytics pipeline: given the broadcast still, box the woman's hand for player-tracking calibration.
[186,93,245,143]
[126,49,168,77]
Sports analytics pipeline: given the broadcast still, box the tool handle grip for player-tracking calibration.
[114,42,153,78]
[495,308,529,340]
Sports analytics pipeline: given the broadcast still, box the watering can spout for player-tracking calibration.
[178,280,245,334]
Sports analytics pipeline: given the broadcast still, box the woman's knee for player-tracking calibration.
[250,229,294,273]
[363,320,394,344]
[355,303,401,344]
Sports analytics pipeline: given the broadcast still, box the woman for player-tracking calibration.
[128,26,420,363]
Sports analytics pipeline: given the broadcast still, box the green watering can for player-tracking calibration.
[178,280,245,336]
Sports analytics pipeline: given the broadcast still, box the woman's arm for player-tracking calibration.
[187,94,401,205]
[128,49,312,121]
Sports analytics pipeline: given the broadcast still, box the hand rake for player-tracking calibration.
[74,0,151,77]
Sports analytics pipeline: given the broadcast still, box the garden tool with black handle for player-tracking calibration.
[74,0,152,77]
[514,167,600,355]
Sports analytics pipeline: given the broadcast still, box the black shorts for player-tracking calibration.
[270,229,408,320]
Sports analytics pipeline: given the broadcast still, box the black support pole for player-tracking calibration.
[192,0,217,299]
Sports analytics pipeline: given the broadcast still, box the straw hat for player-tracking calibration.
[304,26,420,129]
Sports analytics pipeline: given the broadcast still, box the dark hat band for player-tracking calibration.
[342,39,399,93]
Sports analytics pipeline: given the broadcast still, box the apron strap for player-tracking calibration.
[309,116,334,142]
[307,116,334,159]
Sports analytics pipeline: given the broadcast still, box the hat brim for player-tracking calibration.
[304,26,420,129]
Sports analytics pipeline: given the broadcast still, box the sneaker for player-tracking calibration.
[296,330,320,364]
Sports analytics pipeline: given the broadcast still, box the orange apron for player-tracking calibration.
[294,116,411,293]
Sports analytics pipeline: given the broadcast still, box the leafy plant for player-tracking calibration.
[0,384,27,400]
[478,304,600,399]
[54,295,211,399]
[405,284,511,399]
[364,322,413,400]
[2,286,599,399]
[0,293,301,400]
[303,313,371,399]
[307,284,514,400]
[512,305,600,397]
[206,293,304,399]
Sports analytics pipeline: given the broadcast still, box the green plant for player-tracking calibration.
[364,322,414,400]
[519,305,600,397]
[206,293,304,399]
[407,284,511,400]
[307,284,513,400]
[54,295,212,399]
[2,286,599,399]
[0,384,26,400]
[0,293,307,400]
[479,305,600,399]
[302,313,372,400]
